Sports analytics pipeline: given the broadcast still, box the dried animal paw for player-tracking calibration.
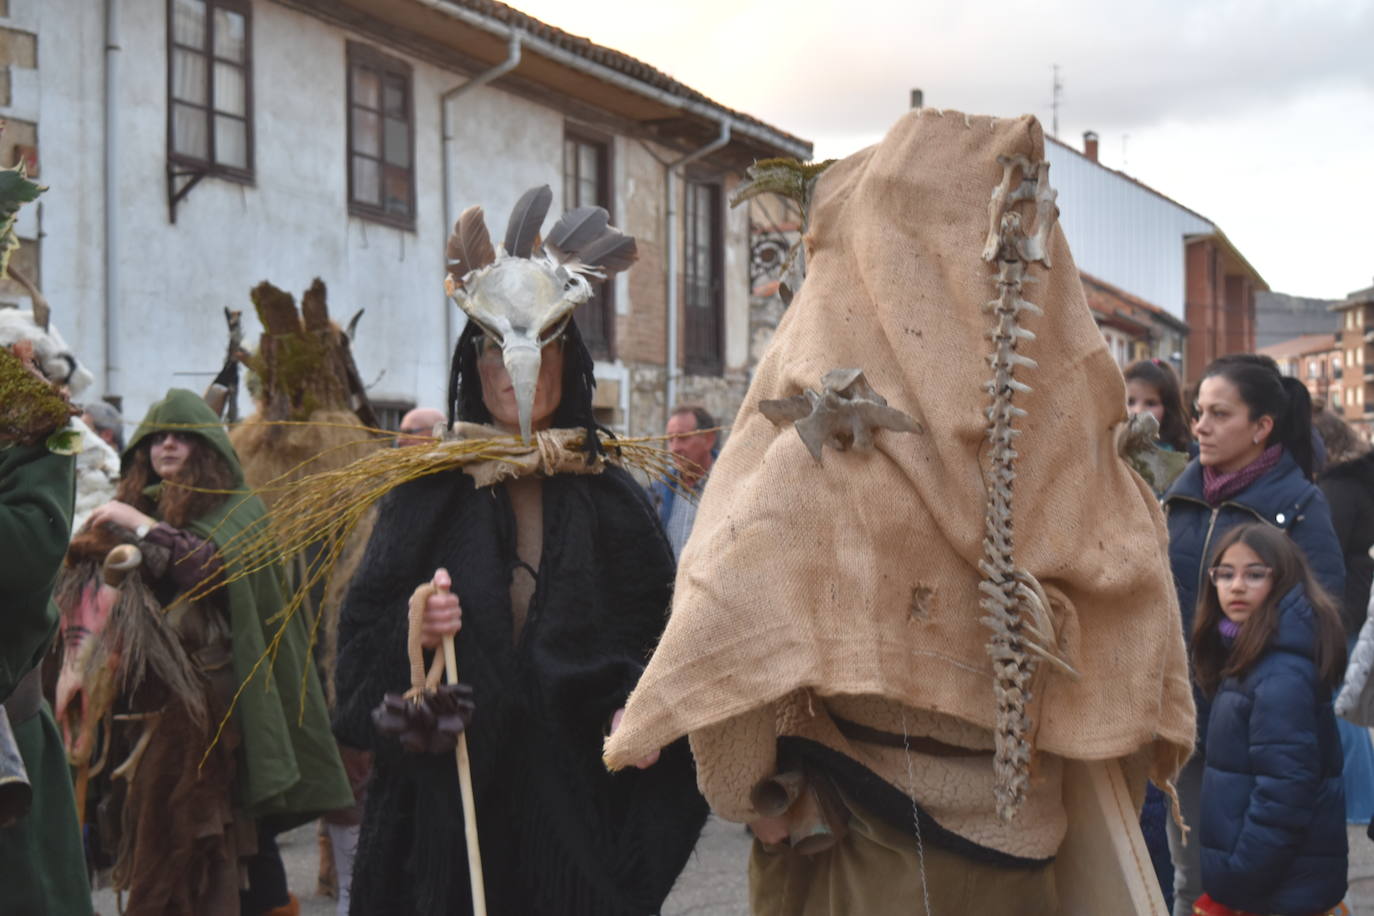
[760,369,922,462]
[372,682,475,755]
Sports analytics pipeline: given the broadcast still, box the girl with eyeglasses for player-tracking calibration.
[1189,523,1349,916]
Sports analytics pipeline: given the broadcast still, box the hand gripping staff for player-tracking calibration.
[394,577,487,915]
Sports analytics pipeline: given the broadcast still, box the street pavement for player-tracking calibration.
[91,813,1374,915]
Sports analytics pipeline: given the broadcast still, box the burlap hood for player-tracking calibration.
[605,110,1195,787]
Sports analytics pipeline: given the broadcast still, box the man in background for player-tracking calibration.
[650,405,716,558]
[82,400,124,452]
[395,406,445,447]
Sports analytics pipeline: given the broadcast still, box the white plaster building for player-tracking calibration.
[0,0,809,433]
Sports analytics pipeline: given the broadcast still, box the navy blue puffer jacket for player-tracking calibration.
[1199,585,1347,915]
[1164,451,1344,754]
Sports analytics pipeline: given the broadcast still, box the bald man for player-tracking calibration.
[395,407,445,448]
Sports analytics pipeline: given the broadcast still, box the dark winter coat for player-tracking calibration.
[334,465,709,916]
[1199,585,1347,915]
[1318,451,1374,637]
[0,443,91,915]
[1164,450,1344,751]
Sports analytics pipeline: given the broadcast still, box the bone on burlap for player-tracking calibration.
[604,110,1195,797]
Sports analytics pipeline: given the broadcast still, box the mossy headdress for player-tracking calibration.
[444,185,637,440]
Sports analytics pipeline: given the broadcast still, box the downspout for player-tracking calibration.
[103,0,121,400]
[438,32,523,368]
[664,121,730,411]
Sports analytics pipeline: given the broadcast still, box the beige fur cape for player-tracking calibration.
[604,110,1195,795]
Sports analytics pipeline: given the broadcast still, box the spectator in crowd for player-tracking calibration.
[1190,523,1348,916]
[650,405,717,559]
[81,400,124,452]
[1312,407,1374,826]
[395,406,446,448]
[1162,353,1344,916]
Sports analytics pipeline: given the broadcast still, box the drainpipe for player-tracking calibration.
[438,32,523,369]
[664,121,730,411]
[103,0,121,400]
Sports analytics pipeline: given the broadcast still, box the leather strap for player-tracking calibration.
[2,667,44,727]
[832,715,992,758]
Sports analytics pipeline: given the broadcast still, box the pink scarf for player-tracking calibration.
[1202,444,1282,507]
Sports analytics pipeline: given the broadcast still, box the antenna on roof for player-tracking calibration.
[1051,64,1062,138]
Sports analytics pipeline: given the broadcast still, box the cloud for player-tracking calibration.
[510,0,1374,297]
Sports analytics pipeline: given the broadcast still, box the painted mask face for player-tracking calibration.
[451,258,589,440]
[476,335,566,434]
[445,186,636,441]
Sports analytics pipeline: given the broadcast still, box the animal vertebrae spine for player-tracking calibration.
[979,154,1058,822]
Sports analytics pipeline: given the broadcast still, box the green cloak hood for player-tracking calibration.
[127,389,350,822]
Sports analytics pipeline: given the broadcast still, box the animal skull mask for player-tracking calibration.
[444,185,637,440]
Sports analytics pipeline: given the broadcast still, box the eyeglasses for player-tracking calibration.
[1208,565,1273,587]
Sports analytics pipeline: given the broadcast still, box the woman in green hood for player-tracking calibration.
[82,389,351,916]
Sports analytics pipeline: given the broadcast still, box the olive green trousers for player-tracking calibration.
[750,797,1057,916]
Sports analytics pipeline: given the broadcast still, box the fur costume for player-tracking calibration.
[334,464,708,914]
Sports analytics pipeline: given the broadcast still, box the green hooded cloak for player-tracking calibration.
[127,389,350,823]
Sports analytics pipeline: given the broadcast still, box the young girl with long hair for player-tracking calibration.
[1191,523,1348,916]
[1126,358,1193,453]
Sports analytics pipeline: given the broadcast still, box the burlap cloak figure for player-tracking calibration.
[604,111,1195,828]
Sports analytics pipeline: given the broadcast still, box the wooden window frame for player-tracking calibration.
[683,178,724,376]
[345,41,416,231]
[562,127,615,360]
[165,0,255,183]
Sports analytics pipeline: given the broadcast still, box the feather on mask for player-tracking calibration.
[444,186,638,440]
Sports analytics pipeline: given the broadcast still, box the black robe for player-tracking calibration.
[334,465,708,915]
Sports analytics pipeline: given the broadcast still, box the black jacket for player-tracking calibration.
[334,466,708,915]
[1318,451,1374,637]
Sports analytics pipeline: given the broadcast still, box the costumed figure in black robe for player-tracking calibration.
[333,187,709,915]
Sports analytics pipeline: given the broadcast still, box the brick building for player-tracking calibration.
[1257,332,1341,410]
[1331,282,1374,433]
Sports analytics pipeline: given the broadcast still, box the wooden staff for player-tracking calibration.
[437,585,486,916]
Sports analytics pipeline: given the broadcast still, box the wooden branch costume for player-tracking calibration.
[604,111,1196,914]
[333,188,708,915]
[65,389,352,914]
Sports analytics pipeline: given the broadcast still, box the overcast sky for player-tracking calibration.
[512,0,1374,301]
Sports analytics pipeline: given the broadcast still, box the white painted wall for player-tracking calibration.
[8,0,755,430]
[1046,138,1213,322]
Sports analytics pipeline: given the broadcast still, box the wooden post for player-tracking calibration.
[1054,759,1167,915]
